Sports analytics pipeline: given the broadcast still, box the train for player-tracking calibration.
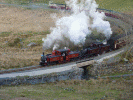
[48,3,125,21]
[40,3,133,66]
[40,31,133,66]
[40,32,133,66]
[48,2,71,10]
[107,32,133,50]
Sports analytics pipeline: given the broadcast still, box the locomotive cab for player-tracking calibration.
[57,49,70,61]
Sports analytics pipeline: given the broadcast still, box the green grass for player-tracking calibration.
[101,71,133,77]
[96,0,133,13]
[23,37,43,46]
[7,31,50,47]
[0,32,11,37]
[14,31,50,36]
[0,77,133,100]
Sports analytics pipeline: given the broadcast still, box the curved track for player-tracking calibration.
[1,44,132,79]
[0,2,133,79]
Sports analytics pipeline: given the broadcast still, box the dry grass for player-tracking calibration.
[0,47,40,70]
[0,46,53,70]
[0,5,55,33]
[0,4,70,70]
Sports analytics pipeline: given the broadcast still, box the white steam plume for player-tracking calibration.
[42,0,112,50]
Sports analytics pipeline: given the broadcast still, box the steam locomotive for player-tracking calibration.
[40,32,133,66]
[40,42,110,66]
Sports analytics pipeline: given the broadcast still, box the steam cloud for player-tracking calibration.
[42,0,112,50]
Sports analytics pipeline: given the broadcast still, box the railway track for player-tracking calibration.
[0,56,94,74]
[0,2,132,79]
[0,65,41,74]
[0,47,122,75]
[0,47,128,79]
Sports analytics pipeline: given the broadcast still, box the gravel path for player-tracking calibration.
[0,63,76,79]
[0,2,49,9]
[96,50,124,63]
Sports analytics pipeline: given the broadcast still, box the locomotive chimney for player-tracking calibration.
[65,4,66,9]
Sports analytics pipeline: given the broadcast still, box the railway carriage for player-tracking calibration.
[90,42,110,54]
[107,32,133,50]
[48,2,71,10]
[87,47,99,56]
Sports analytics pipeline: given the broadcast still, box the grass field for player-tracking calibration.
[0,76,133,100]
[96,0,133,15]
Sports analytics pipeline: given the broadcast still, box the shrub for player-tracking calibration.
[8,38,22,47]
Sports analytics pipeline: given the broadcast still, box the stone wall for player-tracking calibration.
[90,63,133,76]
[0,68,83,86]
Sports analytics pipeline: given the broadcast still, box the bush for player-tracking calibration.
[8,38,22,47]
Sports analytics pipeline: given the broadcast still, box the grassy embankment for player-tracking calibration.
[96,0,133,15]
[0,76,133,100]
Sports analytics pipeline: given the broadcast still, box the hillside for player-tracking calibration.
[0,1,133,100]
[96,0,133,15]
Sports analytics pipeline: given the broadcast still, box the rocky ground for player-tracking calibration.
[90,45,133,76]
